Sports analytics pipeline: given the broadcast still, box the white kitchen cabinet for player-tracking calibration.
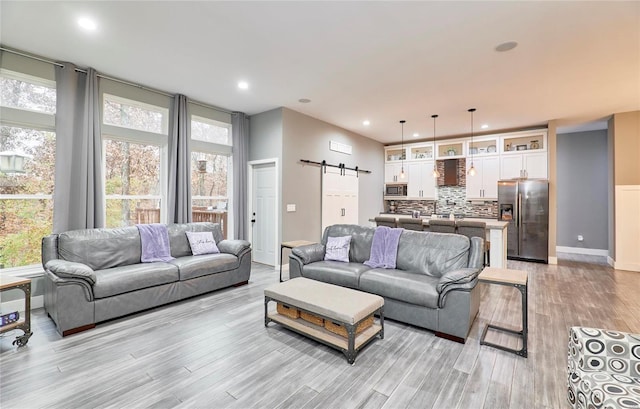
[466,156,499,199]
[385,163,406,183]
[407,161,436,199]
[500,152,547,179]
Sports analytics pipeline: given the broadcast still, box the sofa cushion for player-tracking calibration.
[168,222,224,258]
[396,230,470,278]
[169,254,239,281]
[359,268,441,309]
[58,226,141,270]
[93,262,179,299]
[302,261,371,289]
[322,224,374,264]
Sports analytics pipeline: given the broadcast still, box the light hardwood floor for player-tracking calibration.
[1,254,638,409]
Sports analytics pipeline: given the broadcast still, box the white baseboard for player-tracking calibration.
[0,295,43,313]
[548,256,558,265]
[607,256,615,268]
[556,246,609,257]
[612,261,640,273]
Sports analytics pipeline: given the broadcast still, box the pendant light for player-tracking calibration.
[467,108,477,177]
[431,115,440,178]
[399,120,406,179]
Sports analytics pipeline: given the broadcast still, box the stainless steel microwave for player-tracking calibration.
[385,184,407,196]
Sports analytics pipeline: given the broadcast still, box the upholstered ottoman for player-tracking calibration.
[264,277,384,364]
[567,326,640,408]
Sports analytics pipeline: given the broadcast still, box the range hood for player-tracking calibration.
[438,159,460,186]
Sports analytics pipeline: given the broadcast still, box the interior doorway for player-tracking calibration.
[248,159,278,266]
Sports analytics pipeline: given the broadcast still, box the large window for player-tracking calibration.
[190,114,231,237]
[104,140,161,227]
[0,71,56,268]
[102,93,168,227]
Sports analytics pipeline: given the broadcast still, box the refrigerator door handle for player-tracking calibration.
[517,192,523,255]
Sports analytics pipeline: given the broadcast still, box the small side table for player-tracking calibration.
[0,275,33,347]
[478,267,528,358]
[280,240,316,282]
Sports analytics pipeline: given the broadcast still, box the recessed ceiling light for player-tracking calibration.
[78,17,97,31]
[298,98,311,103]
[363,120,370,126]
[413,133,419,137]
[495,41,518,52]
[238,81,249,90]
[481,124,489,129]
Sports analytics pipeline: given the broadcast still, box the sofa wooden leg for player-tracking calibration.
[233,280,248,287]
[436,331,466,344]
[62,324,95,337]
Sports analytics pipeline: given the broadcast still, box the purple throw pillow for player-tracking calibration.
[324,235,351,262]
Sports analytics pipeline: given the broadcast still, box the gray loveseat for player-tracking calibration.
[42,222,251,336]
[289,224,483,342]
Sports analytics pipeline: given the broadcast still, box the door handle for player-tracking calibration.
[341,208,346,216]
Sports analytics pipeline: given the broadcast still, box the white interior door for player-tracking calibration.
[251,163,276,265]
[322,168,359,232]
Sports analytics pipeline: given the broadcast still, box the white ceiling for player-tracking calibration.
[1,1,639,144]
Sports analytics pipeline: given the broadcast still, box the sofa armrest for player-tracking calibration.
[45,259,96,284]
[217,240,251,257]
[291,244,326,265]
[437,268,479,293]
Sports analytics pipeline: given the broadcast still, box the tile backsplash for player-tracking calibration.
[386,185,498,218]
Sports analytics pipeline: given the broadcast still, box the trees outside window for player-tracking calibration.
[0,71,56,269]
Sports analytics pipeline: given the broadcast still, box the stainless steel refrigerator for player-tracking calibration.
[498,179,549,263]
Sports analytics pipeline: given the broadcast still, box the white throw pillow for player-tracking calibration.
[185,231,220,256]
[324,235,351,262]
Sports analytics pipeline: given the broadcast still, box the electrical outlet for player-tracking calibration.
[286,204,296,212]
[577,235,584,242]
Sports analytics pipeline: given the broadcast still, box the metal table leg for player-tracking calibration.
[480,282,528,358]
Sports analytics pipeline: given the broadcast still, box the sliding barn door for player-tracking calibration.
[322,168,359,232]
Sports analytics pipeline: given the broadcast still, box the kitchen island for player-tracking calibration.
[370,215,508,268]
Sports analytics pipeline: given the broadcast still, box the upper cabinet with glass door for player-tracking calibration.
[436,140,465,159]
[466,136,499,156]
[385,146,407,162]
[500,130,547,154]
[409,143,434,161]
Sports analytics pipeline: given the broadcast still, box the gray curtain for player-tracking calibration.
[53,64,104,233]
[167,94,191,223]
[232,112,249,240]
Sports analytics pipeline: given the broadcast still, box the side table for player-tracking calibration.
[280,240,316,282]
[478,267,528,358]
[0,275,33,347]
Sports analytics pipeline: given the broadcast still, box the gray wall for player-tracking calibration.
[557,130,608,250]
[281,108,384,243]
[248,108,283,162]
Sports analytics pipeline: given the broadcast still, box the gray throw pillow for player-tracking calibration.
[324,235,351,262]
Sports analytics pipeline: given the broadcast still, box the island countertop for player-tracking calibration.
[371,214,508,230]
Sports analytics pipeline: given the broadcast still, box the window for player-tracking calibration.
[0,65,56,270]
[0,126,55,268]
[0,70,56,114]
[103,94,168,134]
[191,115,230,145]
[190,112,232,237]
[104,139,162,228]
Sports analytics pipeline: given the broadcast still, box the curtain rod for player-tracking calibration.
[0,46,234,115]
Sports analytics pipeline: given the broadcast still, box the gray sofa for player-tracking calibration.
[42,222,251,336]
[289,224,483,342]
